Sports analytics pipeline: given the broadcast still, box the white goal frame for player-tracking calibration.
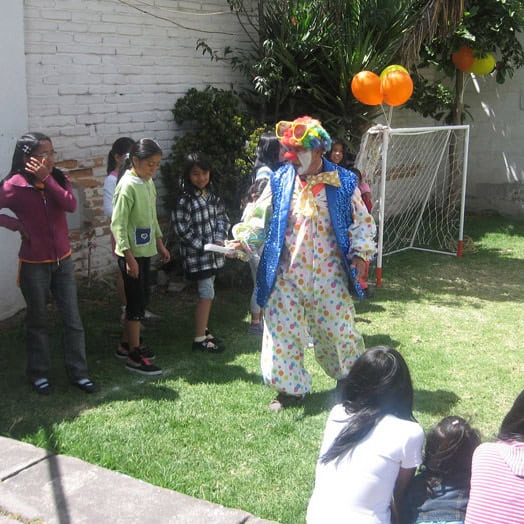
[355,124,470,287]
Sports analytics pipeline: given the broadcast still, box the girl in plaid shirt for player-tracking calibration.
[173,153,230,353]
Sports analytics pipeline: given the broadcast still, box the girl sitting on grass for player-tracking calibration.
[307,346,424,524]
[402,416,481,524]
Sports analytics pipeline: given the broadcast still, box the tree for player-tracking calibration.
[199,0,523,144]
[408,0,524,124]
[199,0,465,145]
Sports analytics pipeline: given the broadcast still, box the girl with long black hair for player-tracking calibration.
[307,346,424,524]
[0,132,95,394]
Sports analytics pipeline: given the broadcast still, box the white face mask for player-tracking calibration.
[296,150,313,175]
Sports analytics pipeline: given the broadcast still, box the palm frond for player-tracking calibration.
[401,0,465,66]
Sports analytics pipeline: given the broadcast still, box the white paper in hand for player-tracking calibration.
[204,243,235,255]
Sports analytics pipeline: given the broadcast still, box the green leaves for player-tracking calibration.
[160,87,256,218]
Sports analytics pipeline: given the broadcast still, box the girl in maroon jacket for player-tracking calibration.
[0,132,95,395]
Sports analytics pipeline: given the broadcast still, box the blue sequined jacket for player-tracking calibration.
[255,158,373,307]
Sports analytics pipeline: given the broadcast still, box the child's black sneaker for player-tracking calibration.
[192,338,225,353]
[116,342,155,360]
[125,350,162,376]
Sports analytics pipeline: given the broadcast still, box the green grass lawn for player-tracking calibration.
[0,214,522,524]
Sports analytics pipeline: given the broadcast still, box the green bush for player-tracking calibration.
[160,86,259,222]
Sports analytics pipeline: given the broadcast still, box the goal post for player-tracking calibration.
[355,124,470,287]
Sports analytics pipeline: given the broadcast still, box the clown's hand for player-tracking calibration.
[350,255,366,281]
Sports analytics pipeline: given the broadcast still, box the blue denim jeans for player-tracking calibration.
[19,256,88,382]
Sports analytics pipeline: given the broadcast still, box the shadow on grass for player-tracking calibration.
[295,386,461,420]
[414,388,461,415]
[0,285,265,445]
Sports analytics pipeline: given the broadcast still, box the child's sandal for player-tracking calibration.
[72,378,97,393]
[192,339,225,353]
[32,378,50,396]
[205,329,222,344]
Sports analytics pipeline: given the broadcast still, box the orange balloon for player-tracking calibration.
[452,46,474,72]
[351,71,383,106]
[381,70,413,107]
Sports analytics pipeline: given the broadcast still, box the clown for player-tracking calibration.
[230,116,376,411]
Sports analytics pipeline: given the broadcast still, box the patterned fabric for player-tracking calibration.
[173,190,230,277]
[402,473,469,523]
[233,158,377,396]
[247,160,376,307]
[260,177,366,394]
[294,170,340,217]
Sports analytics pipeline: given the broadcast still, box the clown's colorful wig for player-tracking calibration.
[276,116,332,152]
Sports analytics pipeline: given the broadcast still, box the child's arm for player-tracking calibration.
[103,175,117,218]
[173,196,204,251]
[361,191,373,213]
[156,237,171,263]
[41,173,77,213]
[110,188,132,256]
[0,190,28,239]
[391,467,416,524]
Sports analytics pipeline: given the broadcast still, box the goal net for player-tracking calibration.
[354,124,470,287]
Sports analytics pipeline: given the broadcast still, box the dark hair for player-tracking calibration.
[107,137,134,175]
[321,346,415,464]
[181,152,218,197]
[3,132,66,189]
[117,138,162,182]
[243,177,269,207]
[351,167,363,183]
[423,416,480,488]
[253,131,281,176]
[498,389,524,442]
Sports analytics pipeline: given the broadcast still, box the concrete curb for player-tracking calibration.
[0,437,279,524]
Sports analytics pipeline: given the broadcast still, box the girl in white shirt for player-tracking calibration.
[307,346,424,524]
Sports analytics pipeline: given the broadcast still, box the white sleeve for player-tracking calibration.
[400,422,425,469]
[103,175,117,218]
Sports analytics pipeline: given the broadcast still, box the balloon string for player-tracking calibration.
[379,103,392,127]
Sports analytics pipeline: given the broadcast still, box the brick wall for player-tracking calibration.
[23,0,252,276]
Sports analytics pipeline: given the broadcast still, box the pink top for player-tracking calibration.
[465,441,524,524]
[359,182,371,194]
[0,172,76,263]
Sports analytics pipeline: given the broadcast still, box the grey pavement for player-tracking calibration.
[0,436,279,524]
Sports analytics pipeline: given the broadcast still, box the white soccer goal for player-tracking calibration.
[355,124,470,287]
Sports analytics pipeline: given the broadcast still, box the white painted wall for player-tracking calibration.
[23,0,248,161]
[0,3,28,320]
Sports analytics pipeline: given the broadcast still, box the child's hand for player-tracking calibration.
[125,253,139,279]
[226,240,245,252]
[159,245,171,263]
[25,157,50,182]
